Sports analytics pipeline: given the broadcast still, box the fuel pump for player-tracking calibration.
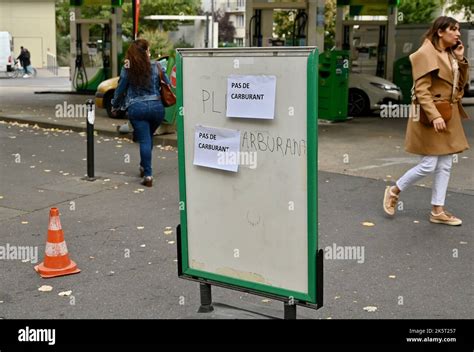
[292,10,308,46]
[102,23,111,80]
[73,23,88,91]
[249,10,262,47]
[72,20,113,92]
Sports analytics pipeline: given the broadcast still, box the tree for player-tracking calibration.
[139,29,174,58]
[55,0,201,66]
[273,10,295,39]
[325,0,337,50]
[216,9,236,44]
[445,0,473,21]
[397,0,440,24]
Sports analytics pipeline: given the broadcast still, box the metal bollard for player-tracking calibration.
[85,99,96,181]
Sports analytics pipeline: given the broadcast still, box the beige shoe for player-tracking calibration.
[383,186,399,216]
[430,210,462,226]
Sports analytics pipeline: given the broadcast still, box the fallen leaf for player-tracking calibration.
[21,221,28,224]
[165,226,172,230]
[44,170,51,173]
[148,262,152,265]
[362,222,375,227]
[460,241,467,245]
[30,166,35,168]
[63,173,70,176]
[167,241,175,244]
[58,290,72,296]
[137,226,144,230]
[103,179,110,182]
[140,244,146,248]
[413,220,420,224]
[89,256,94,259]
[261,299,271,303]
[334,296,340,300]
[108,271,115,276]
[363,306,377,312]
[173,259,178,262]
[38,285,53,292]
[389,275,396,279]
[164,230,173,235]
[0,196,3,199]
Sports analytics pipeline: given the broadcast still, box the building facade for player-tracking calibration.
[0,0,56,68]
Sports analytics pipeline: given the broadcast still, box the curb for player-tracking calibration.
[0,115,178,148]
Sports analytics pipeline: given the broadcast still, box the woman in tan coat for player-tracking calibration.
[383,16,470,225]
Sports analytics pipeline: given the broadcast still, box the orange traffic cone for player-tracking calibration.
[34,208,80,278]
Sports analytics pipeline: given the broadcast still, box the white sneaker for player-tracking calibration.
[23,74,30,78]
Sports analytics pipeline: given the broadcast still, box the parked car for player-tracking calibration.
[348,72,402,116]
[95,55,170,118]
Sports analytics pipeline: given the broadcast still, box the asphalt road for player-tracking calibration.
[0,121,472,319]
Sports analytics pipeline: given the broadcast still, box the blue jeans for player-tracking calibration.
[128,100,165,177]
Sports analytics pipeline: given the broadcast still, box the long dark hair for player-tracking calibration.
[423,16,459,50]
[125,39,151,87]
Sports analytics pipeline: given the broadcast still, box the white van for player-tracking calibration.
[0,31,14,73]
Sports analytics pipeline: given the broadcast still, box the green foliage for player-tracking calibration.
[273,10,295,39]
[173,37,194,49]
[55,0,201,66]
[139,29,174,58]
[446,0,473,21]
[325,0,336,50]
[139,0,201,33]
[398,0,440,24]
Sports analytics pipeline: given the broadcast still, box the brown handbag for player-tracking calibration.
[418,101,453,126]
[156,63,176,107]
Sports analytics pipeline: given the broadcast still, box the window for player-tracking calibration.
[236,38,244,47]
[236,14,244,28]
[237,0,245,8]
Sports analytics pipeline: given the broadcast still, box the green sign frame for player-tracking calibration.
[176,48,320,305]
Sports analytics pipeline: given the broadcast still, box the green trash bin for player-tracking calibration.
[318,50,350,121]
[393,56,412,105]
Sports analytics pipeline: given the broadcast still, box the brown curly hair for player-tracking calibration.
[125,39,151,87]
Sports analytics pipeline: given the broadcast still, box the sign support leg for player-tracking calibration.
[284,302,297,319]
[198,283,214,313]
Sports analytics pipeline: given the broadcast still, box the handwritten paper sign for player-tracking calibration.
[193,125,241,172]
[226,75,276,119]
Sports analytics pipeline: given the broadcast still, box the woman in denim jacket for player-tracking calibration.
[112,39,170,187]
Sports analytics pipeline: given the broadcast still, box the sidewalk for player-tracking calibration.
[0,74,177,146]
[0,121,472,319]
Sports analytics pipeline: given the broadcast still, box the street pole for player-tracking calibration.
[211,0,214,48]
[85,99,96,181]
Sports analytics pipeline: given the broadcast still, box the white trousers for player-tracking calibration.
[396,155,453,206]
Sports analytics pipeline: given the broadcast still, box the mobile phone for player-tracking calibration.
[452,40,461,50]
